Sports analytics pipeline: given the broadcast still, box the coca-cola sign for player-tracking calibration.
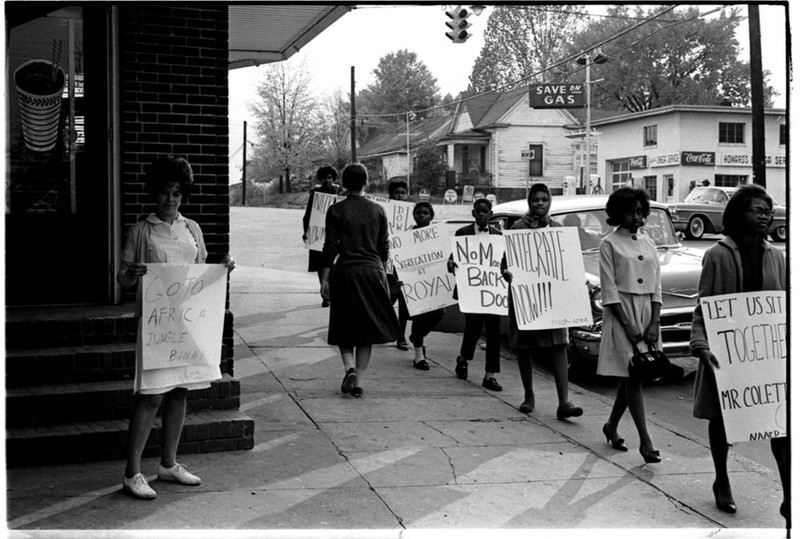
[681,151,715,166]
[628,155,647,169]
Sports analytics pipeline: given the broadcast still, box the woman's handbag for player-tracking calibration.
[628,341,672,382]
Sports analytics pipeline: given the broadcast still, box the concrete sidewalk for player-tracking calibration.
[5,263,788,535]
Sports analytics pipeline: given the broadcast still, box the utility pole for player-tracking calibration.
[748,5,766,187]
[241,121,247,206]
[350,66,357,163]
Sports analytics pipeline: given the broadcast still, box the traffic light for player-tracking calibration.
[445,6,471,43]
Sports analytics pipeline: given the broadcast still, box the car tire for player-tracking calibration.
[685,215,706,240]
[771,224,787,242]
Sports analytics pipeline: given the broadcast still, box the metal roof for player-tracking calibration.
[229,4,352,68]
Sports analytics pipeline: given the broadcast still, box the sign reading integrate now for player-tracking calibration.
[529,83,585,109]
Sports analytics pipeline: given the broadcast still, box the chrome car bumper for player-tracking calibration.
[569,316,694,359]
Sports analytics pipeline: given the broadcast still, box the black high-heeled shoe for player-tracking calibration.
[712,482,737,514]
[639,446,661,464]
[602,424,628,451]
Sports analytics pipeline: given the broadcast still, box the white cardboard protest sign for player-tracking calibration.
[391,223,457,316]
[700,291,787,442]
[305,191,340,252]
[451,235,507,315]
[503,227,592,330]
[140,264,228,374]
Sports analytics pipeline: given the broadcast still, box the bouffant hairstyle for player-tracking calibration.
[722,184,773,238]
[413,201,435,219]
[527,182,551,203]
[341,163,368,191]
[316,165,338,182]
[145,155,193,200]
[605,187,650,226]
[388,179,408,196]
[473,197,492,210]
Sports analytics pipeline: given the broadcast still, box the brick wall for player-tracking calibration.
[119,3,234,375]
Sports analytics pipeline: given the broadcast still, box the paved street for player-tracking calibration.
[5,205,788,535]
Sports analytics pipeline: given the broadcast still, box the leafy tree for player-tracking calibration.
[568,5,774,111]
[410,141,447,195]
[249,59,321,193]
[469,5,588,92]
[358,50,442,120]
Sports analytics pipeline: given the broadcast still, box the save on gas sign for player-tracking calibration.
[529,83,585,109]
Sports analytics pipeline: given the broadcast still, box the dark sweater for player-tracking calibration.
[322,195,389,269]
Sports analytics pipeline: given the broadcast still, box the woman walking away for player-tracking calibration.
[596,187,662,464]
[320,163,400,398]
[691,184,787,517]
[118,155,236,499]
[500,183,582,419]
[302,164,340,307]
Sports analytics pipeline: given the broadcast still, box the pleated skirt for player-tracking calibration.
[328,263,400,346]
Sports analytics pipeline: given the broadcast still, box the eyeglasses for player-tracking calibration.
[748,208,774,218]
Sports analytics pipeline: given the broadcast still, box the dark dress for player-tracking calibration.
[303,184,340,272]
[323,195,400,346]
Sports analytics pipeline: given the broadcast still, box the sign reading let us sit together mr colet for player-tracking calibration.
[529,83,585,109]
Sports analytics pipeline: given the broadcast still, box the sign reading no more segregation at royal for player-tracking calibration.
[450,235,507,316]
[701,291,787,443]
[140,264,228,384]
[503,227,592,330]
[391,223,457,317]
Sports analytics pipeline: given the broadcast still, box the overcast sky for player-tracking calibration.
[228,3,790,183]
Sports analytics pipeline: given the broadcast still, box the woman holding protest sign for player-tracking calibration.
[690,184,787,518]
[320,163,400,398]
[302,164,340,307]
[117,155,236,500]
[596,187,662,465]
[500,183,583,419]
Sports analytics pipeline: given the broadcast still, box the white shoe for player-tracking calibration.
[122,473,157,500]
[157,462,201,486]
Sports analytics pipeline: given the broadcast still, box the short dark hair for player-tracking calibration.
[341,163,368,190]
[527,183,551,203]
[605,187,650,226]
[388,179,408,195]
[722,184,773,238]
[413,201,435,218]
[473,197,492,210]
[316,165,337,182]
[145,155,193,200]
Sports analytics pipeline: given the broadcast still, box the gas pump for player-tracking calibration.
[562,175,577,196]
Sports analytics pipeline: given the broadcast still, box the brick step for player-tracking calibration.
[6,375,242,428]
[6,306,137,350]
[6,343,136,387]
[6,409,255,467]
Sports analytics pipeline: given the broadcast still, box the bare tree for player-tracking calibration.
[249,59,321,193]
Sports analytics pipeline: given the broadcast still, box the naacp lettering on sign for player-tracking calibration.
[681,151,715,166]
[529,83,585,109]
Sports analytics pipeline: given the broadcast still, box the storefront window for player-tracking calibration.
[7,6,85,214]
[610,160,631,192]
[715,175,748,187]
[643,175,657,201]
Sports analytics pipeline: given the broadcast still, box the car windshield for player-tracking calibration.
[684,188,727,204]
[551,208,678,250]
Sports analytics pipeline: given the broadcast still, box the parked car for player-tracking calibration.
[436,195,703,380]
[669,186,787,241]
